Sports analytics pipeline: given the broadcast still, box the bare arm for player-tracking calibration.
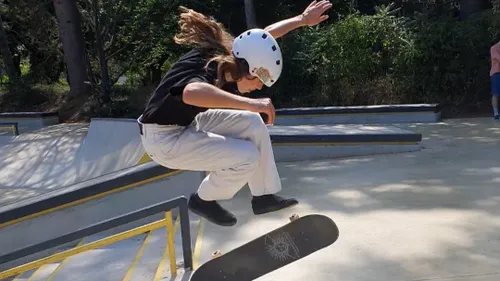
[264,15,307,39]
[183,82,253,110]
[183,82,276,124]
[264,0,332,39]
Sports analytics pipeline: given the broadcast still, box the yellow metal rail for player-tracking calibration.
[165,212,177,274]
[0,211,180,279]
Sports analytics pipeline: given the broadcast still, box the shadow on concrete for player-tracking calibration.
[0,124,88,206]
[0,119,146,208]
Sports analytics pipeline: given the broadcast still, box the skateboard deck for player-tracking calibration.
[189,214,339,281]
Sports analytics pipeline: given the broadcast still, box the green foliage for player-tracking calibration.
[270,4,500,116]
[270,4,414,107]
[4,0,64,84]
[0,81,68,112]
[80,83,156,120]
[78,0,185,87]
[394,9,500,113]
[315,5,410,102]
[2,0,500,118]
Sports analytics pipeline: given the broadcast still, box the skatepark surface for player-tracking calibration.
[196,118,500,281]
[0,119,146,206]
[1,117,500,280]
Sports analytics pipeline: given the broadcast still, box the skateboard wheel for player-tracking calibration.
[289,214,300,221]
[211,250,222,259]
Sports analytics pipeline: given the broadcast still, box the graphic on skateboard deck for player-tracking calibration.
[189,214,339,281]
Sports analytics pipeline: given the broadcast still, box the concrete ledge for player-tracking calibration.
[275,104,441,125]
[0,163,175,226]
[273,143,421,162]
[269,125,421,143]
[269,125,422,162]
[0,162,201,260]
[0,111,59,134]
[0,112,59,119]
[276,104,441,115]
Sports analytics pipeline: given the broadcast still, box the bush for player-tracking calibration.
[395,10,500,114]
[269,5,500,116]
[0,81,68,112]
[270,5,413,107]
[4,3,500,119]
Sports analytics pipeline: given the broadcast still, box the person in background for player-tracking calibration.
[490,41,500,120]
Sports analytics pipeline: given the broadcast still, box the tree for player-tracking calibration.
[0,15,18,82]
[7,0,65,84]
[53,0,91,99]
[244,0,257,28]
[89,0,111,101]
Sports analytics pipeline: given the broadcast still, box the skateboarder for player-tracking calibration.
[137,1,332,226]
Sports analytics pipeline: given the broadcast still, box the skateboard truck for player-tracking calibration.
[210,215,300,261]
[211,250,223,259]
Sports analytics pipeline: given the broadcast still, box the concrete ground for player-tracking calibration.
[2,117,499,281]
[195,118,500,281]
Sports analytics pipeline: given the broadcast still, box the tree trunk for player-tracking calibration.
[96,37,111,102]
[53,0,91,99]
[244,0,257,29]
[0,15,19,82]
[92,0,111,102]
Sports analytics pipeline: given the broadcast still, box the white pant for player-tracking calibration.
[138,109,282,200]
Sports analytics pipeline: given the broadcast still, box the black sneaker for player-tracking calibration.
[188,193,237,227]
[494,115,499,120]
[251,194,298,215]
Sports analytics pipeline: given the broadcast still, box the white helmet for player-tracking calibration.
[232,28,283,87]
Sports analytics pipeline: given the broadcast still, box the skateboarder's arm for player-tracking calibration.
[183,82,252,109]
[183,82,275,124]
[264,0,332,39]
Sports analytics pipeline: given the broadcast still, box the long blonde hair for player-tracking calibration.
[174,6,249,87]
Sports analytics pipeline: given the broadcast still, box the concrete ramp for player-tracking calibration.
[0,119,148,207]
[0,124,88,205]
[69,118,148,183]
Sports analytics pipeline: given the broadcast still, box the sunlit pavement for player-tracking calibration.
[196,118,500,281]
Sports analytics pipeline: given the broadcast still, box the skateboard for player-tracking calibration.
[189,214,339,281]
